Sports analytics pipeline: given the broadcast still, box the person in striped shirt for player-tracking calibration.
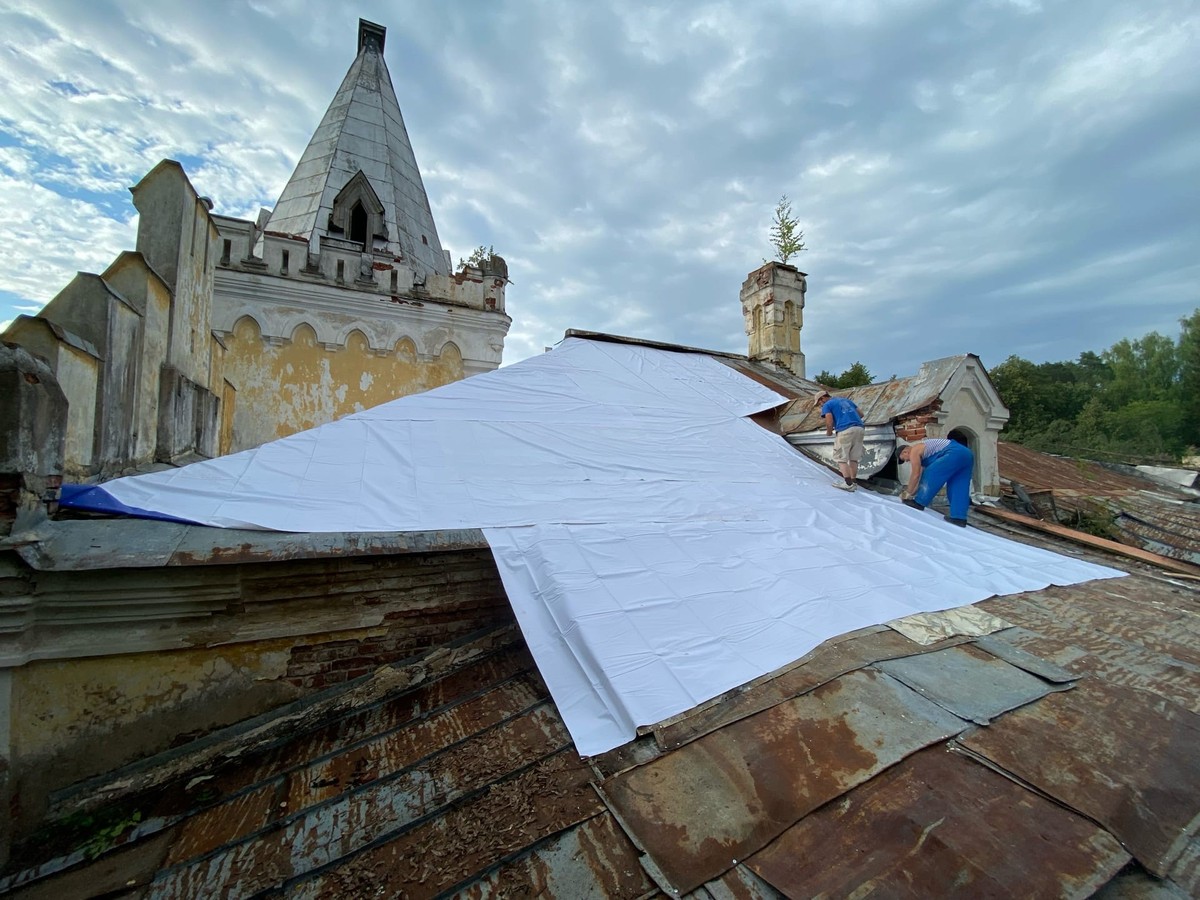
[896,438,974,527]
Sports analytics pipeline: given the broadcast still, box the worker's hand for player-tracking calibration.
[900,489,912,501]
[825,429,833,436]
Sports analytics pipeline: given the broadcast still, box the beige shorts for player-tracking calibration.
[833,426,865,463]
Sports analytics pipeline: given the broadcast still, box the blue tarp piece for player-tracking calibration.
[60,484,200,526]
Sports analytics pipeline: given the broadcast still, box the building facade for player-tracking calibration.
[1,18,510,478]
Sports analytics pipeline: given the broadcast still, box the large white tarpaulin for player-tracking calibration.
[67,338,1124,755]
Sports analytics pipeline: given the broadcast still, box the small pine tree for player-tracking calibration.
[768,196,806,264]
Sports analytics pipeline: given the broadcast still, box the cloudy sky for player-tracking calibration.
[1,0,1197,379]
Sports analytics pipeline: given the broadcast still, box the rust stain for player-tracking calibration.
[961,678,1200,876]
[746,745,1128,897]
[603,668,966,894]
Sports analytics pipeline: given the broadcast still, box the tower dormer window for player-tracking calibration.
[350,202,368,245]
[328,171,387,250]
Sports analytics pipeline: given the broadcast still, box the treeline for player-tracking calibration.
[990,309,1200,463]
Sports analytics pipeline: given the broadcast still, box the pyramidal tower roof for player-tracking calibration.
[263,19,449,276]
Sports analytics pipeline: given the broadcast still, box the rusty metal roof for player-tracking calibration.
[7,547,1200,897]
[999,441,1200,565]
[557,329,972,436]
[779,354,973,434]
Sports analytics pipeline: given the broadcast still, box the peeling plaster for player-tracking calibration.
[225,315,464,448]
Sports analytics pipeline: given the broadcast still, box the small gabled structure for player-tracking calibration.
[779,354,1010,493]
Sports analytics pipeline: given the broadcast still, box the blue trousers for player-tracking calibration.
[914,443,974,519]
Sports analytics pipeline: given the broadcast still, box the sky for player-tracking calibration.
[0,0,1197,380]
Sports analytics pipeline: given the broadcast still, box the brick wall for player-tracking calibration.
[251,548,514,689]
[283,554,512,690]
[895,401,942,442]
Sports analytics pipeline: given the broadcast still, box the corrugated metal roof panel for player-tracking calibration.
[601,667,967,895]
[778,355,968,434]
[284,750,604,899]
[998,442,1200,564]
[745,744,1129,898]
[1000,442,1160,498]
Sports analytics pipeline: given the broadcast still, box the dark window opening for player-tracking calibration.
[421,235,428,245]
[221,239,231,265]
[280,250,289,274]
[390,270,398,292]
[336,260,345,282]
[350,202,368,245]
[948,427,982,491]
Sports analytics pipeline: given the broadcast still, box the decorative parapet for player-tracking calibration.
[213,223,507,314]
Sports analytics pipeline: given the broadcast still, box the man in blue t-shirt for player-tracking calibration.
[816,390,865,492]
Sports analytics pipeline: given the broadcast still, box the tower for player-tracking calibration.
[261,20,449,280]
[209,18,511,451]
[740,262,806,378]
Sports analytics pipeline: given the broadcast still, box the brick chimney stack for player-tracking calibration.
[740,262,807,378]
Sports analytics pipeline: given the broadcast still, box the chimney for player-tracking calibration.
[741,262,807,377]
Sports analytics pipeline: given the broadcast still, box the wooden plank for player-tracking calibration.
[974,506,1200,577]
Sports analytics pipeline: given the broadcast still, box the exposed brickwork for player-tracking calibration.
[281,550,513,690]
[895,401,943,442]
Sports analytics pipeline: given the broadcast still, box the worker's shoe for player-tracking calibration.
[832,480,857,492]
[944,515,968,527]
[902,498,925,510]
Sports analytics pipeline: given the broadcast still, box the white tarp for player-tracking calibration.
[83,338,1124,755]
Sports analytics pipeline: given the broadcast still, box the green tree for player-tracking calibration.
[814,361,873,388]
[993,310,1198,462]
[1179,309,1200,448]
[1101,332,1178,404]
[768,196,806,265]
[838,361,873,387]
[458,244,496,270]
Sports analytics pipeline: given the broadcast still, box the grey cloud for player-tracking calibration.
[0,0,1197,382]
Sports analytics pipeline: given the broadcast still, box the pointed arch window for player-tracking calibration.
[328,171,387,249]
[349,201,368,245]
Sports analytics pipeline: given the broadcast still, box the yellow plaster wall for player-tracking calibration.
[223,316,466,450]
[5,622,419,829]
[11,640,293,764]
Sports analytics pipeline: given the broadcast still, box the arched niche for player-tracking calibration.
[345,329,371,354]
[394,337,418,362]
[232,315,263,343]
[290,322,318,348]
